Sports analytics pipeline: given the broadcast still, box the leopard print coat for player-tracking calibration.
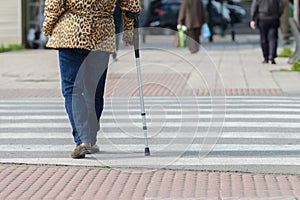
[42,0,140,53]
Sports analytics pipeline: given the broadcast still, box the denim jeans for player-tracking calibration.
[58,48,109,145]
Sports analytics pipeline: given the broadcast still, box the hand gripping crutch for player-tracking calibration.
[126,12,150,156]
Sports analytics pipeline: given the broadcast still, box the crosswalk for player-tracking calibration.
[0,96,300,174]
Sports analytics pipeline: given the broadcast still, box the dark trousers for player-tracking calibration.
[187,28,201,53]
[257,18,280,61]
[58,49,109,145]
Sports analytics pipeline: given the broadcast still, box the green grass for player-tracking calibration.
[270,56,300,72]
[0,44,25,53]
[0,45,8,53]
[270,69,293,72]
[278,48,293,57]
[292,57,300,71]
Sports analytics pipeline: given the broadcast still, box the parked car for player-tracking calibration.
[208,0,246,23]
[225,3,246,23]
[140,0,181,34]
[140,0,244,35]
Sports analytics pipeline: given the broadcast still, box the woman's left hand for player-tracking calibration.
[124,41,133,48]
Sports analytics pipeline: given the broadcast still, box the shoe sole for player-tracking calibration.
[86,148,99,154]
[71,147,90,159]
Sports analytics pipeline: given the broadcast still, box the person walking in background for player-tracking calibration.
[177,0,207,54]
[112,1,123,61]
[42,0,140,159]
[250,0,284,64]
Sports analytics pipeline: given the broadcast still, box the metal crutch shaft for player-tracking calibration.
[126,12,150,156]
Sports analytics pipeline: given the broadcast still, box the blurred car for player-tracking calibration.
[141,0,244,35]
[206,0,246,23]
[225,3,246,23]
[140,0,181,34]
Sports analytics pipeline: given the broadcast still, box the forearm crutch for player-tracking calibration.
[126,12,150,156]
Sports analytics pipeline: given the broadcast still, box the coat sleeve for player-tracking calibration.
[42,0,65,36]
[177,0,187,25]
[118,0,141,43]
[250,0,258,21]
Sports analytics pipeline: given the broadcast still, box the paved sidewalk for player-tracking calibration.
[0,34,299,98]
[0,34,300,199]
[0,165,299,199]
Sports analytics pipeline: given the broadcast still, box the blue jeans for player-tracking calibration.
[58,49,109,145]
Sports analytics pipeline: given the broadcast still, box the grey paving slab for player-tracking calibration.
[0,34,297,97]
[272,72,300,95]
[0,49,60,90]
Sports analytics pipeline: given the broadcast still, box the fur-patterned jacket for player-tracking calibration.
[42,0,140,53]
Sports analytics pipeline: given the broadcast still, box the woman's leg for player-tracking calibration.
[58,48,90,145]
[83,51,110,146]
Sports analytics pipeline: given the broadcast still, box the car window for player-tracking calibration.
[161,3,180,16]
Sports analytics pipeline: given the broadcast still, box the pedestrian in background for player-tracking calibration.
[112,1,123,61]
[177,0,207,54]
[42,0,140,159]
[250,0,284,64]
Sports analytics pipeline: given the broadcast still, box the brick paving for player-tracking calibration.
[0,72,283,98]
[0,87,283,98]
[0,165,299,199]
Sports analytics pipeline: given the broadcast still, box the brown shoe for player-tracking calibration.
[71,143,91,159]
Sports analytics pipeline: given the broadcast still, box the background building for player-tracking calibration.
[0,0,23,46]
[0,0,45,48]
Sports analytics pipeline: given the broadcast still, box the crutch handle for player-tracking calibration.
[125,12,140,28]
[126,12,140,58]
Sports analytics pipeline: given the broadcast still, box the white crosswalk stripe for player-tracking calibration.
[0,96,300,173]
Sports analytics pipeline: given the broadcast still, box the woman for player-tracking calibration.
[42,0,140,158]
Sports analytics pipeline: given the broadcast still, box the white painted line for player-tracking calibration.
[0,123,70,128]
[1,157,300,167]
[99,132,300,139]
[0,132,299,139]
[0,116,68,120]
[1,107,300,114]
[0,96,299,103]
[0,110,65,113]
[0,132,72,139]
[2,114,300,120]
[1,102,300,107]
[102,114,300,120]
[98,121,300,128]
[0,105,64,108]
[0,121,299,129]
[1,144,300,151]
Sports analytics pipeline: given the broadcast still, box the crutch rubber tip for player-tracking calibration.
[145,147,150,156]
